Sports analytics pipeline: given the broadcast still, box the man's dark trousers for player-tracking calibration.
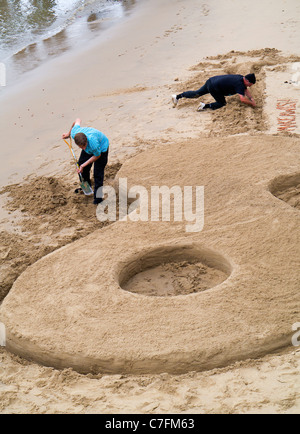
[78,149,109,201]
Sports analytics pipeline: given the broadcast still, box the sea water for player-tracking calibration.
[0,0,139,87]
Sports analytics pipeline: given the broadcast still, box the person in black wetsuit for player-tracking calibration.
[172,73,256,111]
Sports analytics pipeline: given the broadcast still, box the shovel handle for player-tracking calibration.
[63,138,80,169]
[63,139,93,196]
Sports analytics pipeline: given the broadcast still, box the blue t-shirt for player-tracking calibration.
[71,124,109,156]
[208,75,246,97]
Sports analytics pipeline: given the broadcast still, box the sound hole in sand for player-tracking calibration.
[119,245,232,297]
[269,173,300,210]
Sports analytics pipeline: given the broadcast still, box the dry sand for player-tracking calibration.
[0,0,300,414]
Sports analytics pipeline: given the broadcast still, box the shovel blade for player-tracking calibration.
[80,180,94,196]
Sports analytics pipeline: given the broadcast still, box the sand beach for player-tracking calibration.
[0,0,300,414]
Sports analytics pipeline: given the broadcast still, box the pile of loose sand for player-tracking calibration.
[174,49,300,136]
[0,163,121,300]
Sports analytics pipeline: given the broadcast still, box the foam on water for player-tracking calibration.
[0,0,138,87]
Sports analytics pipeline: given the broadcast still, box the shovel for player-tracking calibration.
[63,138,94,196]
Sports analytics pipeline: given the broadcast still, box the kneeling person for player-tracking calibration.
[172,73,256,111]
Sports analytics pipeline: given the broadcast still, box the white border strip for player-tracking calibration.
[0,322,6,347]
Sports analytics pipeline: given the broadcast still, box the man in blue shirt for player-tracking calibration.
[62,118,109,204]
[172,73,256,111]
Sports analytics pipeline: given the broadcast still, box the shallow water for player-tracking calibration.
[0,0,138,86]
